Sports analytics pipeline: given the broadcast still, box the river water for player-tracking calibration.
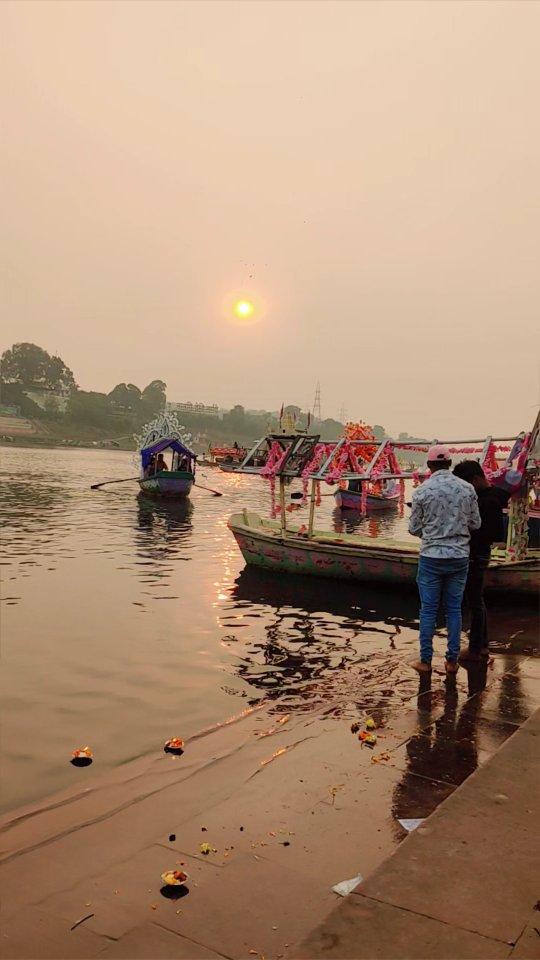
[0,446,536,814]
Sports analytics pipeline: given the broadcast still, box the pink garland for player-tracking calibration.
[259,442,289,518]
[299,444,334,505]
[394,443,512,455]
[260,442,289,478]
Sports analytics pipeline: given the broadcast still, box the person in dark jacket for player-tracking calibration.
[452,460,510,661]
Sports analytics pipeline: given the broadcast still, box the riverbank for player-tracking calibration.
[1,650,538,959]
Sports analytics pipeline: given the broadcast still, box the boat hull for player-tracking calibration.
[218,463,243,473]
[228,512,539,596]
[138,470,194,498]
[335,489,399,511]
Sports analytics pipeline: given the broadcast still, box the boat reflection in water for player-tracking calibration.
[332,508,392,539]
[134,496,194,586]
[220,563,537,730]
[136,494,194,533]
[221,566,421,714]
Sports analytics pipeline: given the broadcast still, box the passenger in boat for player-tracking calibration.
[452,460,510,662]
[155,453,168,473]
[144,455,156,477]
[408,445,481,675]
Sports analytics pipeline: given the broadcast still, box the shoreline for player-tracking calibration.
[0,439,135,453]
[1,649,538,959]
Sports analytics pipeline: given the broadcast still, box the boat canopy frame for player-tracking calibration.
[231,433,532,482]
[229,415,540,557]
[140,437,196,472]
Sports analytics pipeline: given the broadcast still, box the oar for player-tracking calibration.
[90,477,139,490]
[194,482,223,497]
[290,490,336,499]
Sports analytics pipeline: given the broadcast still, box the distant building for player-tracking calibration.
[166,400,220,418]
[24,386,69,413]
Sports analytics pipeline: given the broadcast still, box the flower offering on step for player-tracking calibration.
[161,869,188,886]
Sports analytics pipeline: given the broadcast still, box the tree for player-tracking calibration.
[372,424,387,440]
[318,418,343,441]
[0,342,76,392]
[66,391,114,427]
[108,383,142,411]
[224,405,246,432]
[141,380,166,414]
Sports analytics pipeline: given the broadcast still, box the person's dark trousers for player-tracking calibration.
[465,555,490,652]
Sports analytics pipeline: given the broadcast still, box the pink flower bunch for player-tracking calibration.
[260,442,289,478]
[298,443,334,505]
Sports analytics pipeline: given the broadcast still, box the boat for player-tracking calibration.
[228,511,539,596]
[135,413,197,499]
[226,421,540,598]
[208,445,247,470]
[335,483,399,511]
[138,436,196,498]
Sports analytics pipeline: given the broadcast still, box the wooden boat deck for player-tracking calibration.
[239,510,419,553]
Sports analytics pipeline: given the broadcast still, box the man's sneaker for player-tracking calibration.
[411,660,432,674]
[445,660,459,674]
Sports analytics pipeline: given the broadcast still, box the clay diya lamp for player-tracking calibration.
[164,737,184,755]
[71,746,93,767]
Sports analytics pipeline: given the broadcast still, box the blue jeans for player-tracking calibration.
[416,555,469,662]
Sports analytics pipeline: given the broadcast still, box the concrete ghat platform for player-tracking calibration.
[295,708,540,960]
[0,654,538,960]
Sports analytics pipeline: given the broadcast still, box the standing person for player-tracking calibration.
[452,460,509,662]
[409,445,481,674]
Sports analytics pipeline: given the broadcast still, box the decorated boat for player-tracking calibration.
[136,413,196,499]
[335,484,399,511]
[208,445,247,470]
[226,419,540,597]
[332,423,400,512]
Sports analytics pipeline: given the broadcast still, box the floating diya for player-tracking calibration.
[71,746,93,767]
[161,869,189,887]
[164,737,184,755]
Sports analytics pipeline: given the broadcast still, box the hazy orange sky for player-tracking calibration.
[2,0,539,437]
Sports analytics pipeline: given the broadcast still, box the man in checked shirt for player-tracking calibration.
[408,445,481,674]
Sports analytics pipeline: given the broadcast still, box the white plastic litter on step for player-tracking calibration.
[331,874,363,897]
[398,818,425,832]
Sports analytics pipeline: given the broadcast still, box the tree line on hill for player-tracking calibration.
[0,343,166,432]
[0,342,426,448]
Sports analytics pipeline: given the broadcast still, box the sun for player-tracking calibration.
[234,299,254,320]
[224,291,264,325]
